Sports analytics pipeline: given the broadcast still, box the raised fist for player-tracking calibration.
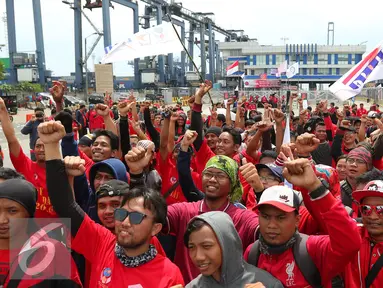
[37,121,66,144]
[181,130,198,150]
[283,158,319,191]
[125,143,154,174]
[239,158,263,191]
[195,80,213,100]
[49,81,65,103]
[295,133,320,156]
[273,108,285,124]
[64,156,86,177]
[117,102,130,117]
[95,104,110,117]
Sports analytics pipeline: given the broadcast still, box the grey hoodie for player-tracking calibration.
[186,211,283,288]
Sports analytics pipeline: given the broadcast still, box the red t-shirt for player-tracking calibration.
[156,153,202,205]
[73,215,184,288]
[10,147,57,218]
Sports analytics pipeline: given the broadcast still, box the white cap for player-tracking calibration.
[255,186,298,212]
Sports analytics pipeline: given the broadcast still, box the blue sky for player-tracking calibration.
[0,0,381,77]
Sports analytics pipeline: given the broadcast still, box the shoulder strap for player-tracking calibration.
[293,233,322,288]
[239,153,244,166]
[247,240,260,267]
[365,251,383,287]
[163,181,179,199]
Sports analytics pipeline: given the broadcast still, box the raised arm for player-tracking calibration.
[159,112,171,161]
[0,97,21,157]
[38,121,85,237]
[190,81,213,151]
[178,130,205,202]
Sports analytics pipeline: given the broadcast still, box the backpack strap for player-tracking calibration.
[246,240,260,267]
[293,233,322,288]
[365,250,383,287]
[163,181,179,199]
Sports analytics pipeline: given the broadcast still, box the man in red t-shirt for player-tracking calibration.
[357,103,368,117]
[0,98,56,218]
[0,178,82,287]
[41,121,184,287]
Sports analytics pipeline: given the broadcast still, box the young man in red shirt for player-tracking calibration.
[357,103,368,117]
[0,97,56,218]
[0,174,82,287]
[41,121,184,288]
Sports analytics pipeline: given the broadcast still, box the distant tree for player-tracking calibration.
[0,62,5,81]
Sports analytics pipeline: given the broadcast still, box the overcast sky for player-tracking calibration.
[0,0,381,77]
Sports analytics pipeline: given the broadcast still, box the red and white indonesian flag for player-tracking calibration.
[226,61,239,76]
[330,41,383,101]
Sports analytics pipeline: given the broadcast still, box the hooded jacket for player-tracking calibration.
[186,211,283,288]
[87,158,128,221]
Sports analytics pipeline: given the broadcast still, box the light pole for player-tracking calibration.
[84,32,97,103]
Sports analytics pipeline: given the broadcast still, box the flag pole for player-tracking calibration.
[166,14,214,106]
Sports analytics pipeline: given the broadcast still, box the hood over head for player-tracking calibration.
[89,158,128,192]
[186,212,283,288]
[191,211,244,285]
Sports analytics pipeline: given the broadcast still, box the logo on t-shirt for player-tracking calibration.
[100,267,112,284]
[170,177,177,184]
[128,285,143,288]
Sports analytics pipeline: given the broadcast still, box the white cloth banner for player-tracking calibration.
[329,41,383,101]
[101,22,184,64]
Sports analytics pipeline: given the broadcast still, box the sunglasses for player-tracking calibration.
[114,208,147,224]
[360,205,383,217]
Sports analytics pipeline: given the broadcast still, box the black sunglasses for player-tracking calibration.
[114,208,147,225]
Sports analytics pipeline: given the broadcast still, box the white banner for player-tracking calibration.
[101,23,184,64]
[330,41,383,101]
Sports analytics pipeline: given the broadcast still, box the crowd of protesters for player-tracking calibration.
[0,79,383,287]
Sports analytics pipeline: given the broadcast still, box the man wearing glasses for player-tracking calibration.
[342,180,383,287]
[340,146,372,210]
[40,121,184,288]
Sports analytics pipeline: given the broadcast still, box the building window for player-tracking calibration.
[251,69,255,75]
[229,49,241,56]
[257,55,266,65]
[307,54,314,65]
[276,54,284,64]
[318,54,327,65]
[317,68,328,75]
[338,54,348,65]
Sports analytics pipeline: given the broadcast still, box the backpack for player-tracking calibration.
[247,233,344,288]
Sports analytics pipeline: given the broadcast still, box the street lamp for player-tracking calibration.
[84,33,98,103]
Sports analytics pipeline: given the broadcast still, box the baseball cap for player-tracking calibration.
[255,186,300,213]
[96,180,129,199]
[256,163,284,182]
[137,140,155,153]
[352,180,383,203]
[78,134,93,147]
[368,111,378,118]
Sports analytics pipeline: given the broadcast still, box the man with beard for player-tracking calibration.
[41,121,184,288]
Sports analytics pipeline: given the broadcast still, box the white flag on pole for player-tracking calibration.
[241,72,246,79]
[329,42,383,101]
[286,62,299,78]
[101,22,183,64]
[235,86,239,91]
[278,61,288,74]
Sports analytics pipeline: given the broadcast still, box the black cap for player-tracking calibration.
[0,179,37,217]
[96,180,129,199]
[78,134,93,147]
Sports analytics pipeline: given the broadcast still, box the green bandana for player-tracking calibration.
[203,155,243,202]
